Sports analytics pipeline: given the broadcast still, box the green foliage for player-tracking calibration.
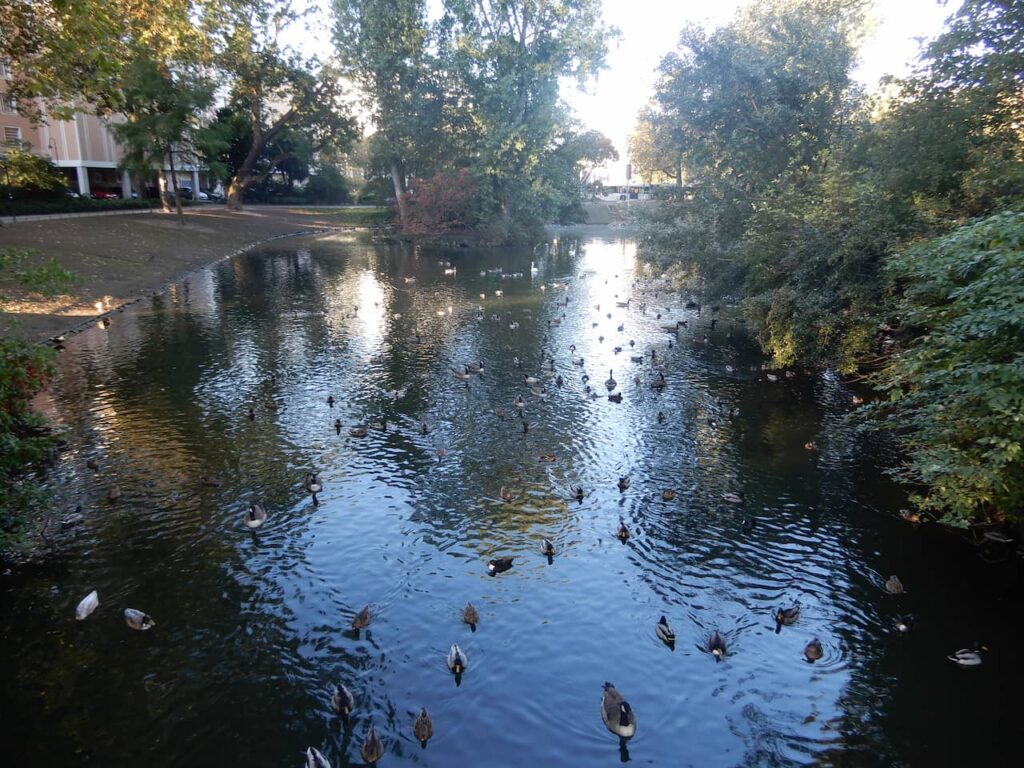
[0,147,68,200]
[872,211,1024,525]
[302,166,350,205]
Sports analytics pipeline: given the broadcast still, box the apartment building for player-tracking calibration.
[1,59,211,198]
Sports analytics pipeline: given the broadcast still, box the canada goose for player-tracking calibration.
[305,747,331,768]
[488,556,514,575]
[570,485,585,502]
[514,395,527,410]
[948,643,986,666]
[656,615,676,646]
[572,356,584,366]
[541,538,555,563]
[331,682,355,716]
[774,606,800,634]
[524,374,539,386]
[605,370,617,390]
[463,602,479,631]
[804,638,824,662]
[661,489,676,502]
[500,487,513,503]
[413,707,433,746]
[617,476,631,492]
[347,604,372,630]
[75,590,99,620]
[722,492,745,504]
[885,575,905,594]
[123,608,155,631]
[466,361,484,374]
[240,501,266,531]
[608,392,623,403]
[453,366,471,381]
[617,520,630,541]
[304,472,322,495]
[247,406,255,421]
[895,614,915,633]
[707,630,727,661]
[201,475,222,487]
[651,372,667,390]
[327,395,335,408]
[447,643,468,676]
[601,682,636,741]
[361,723,384,765]
[334,418,342,435]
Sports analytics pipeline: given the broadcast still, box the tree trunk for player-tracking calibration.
[389,159,407,230]
[168,149,184,224]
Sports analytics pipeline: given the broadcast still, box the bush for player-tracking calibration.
[304,166,349,205]
[0,197,152,216]
[402,170,477,234]
[0,146,67,201]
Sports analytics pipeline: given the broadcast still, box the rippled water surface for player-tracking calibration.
[2,231,1020,767]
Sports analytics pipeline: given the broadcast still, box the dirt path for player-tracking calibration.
[0,206,361,342]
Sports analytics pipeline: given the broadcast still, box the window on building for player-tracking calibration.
[0,94,17,113]
[3,125,22,144]
[0,60,11,79]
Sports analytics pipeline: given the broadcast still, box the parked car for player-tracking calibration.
[90,189,120,200]
[176,186,194,200]
[195,190,210,201]
[205,189,224,201]
[65,189,81,198]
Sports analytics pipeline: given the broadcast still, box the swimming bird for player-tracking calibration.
[361,723,383,765]
[352,605,372,629]
[466,361,484,374]
[657,411,666,423]
[661,489,676,501]
[75,590,99,620]
[488,556,514,575]
[86,458,100,472]
[541,538,555,563]
[722,492,745,504]
[200,475,222,487]
[899,508,922,523]
[500,486,514,503]
[305,747,331,768]
[331,682,355,716]
[304,472,322,504]
[327,395,335,408]
[413,707,433,747]
[608,392,623,403]
[804,638,823,662]
[605,370,617,390]
[436,447,446,462]
[463,602,479,631]
[948,643,986,666]
[106,486,122,502]
[244,502,266,529]
[775,606,800,634]
[707,630,727,661]
[601,682,636,741]
[447,643,468,677]
[514,395,527,410]
[453,366,471,381]
[539,453,556,463]
[656,615,676,647]
[885,575,905,594]
[570,485,585,502]
[895,614,915,633]
[617,520,630,542]
[651,372,667,390]
[334,418,342,435]
[617,476,631,492]
[124,608,156,630]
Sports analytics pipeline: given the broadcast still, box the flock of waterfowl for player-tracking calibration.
[67,254,988,766]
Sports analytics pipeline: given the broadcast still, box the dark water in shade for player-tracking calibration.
[2,231,1021,767]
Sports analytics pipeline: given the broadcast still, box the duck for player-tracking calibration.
[463,602,479,631]
[331,682,355,716]
[570,485,585,502]
[106,486,122,502]
[538,453,556,463]
[721,492,745,504]
[86,457,100,472]
[447,643,468,676]
[605,370,617,391]
[413,707,433,747]
[361,723,384,765]
[661,489,676,502]
[488,556,514,575]
[651,372,667,390]
[804,440,817,451]
[75,590,99,620]
[948,643,986,666]
[494,407,507,421]
[453,366,471,381]
[601,682,637,741]
[774,606,800,634]
[247,406,255,421]
[804,638,824,662]
[851,395,865,405]
[617,520,630,542]
[305,747,331,768]
[541,538,555,562]
[885,575,905,594]
[466,361,484,374]
[352,605,372,629]
[124,608,156,631]
[657,411,666,424]
[608,392,623,403]
[895,614,915,633]
[327,395,335,408]
[707,630,727,661]
[617,476,631,492]
[499,486,514,503]
[656,615,676,647]
[435,447,446,462]
[334,418,342,435]
[244,502,267,529]
[899,508,922,523]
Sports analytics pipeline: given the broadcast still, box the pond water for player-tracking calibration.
[2,231,1019,767]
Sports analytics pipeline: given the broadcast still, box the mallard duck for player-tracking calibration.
[722,492,745,504]
[200,475,222,487]
[899,508,921,523]
[617,476,631,492]
[500,486,513,503]
[605,370,617,391]
[463,602,479,631]
[305,747,331,768]
[488,556,514,575]
[106,486,122,502]
[539,454,556,463]
[617,520,630,542]
[352,605,372,629]
[608,392,623,403]
[804,638,823,662]
[707,630,727,661]
[244,502,266,529]
[124,608,156,631]
[895,614,915,633]
[948,643,986,666]
[656,615,676,646]
[331,682,355,716]
[570,485,585,502]
[885,575,904,594]
[435,447,446,462]
[361,723,383,765]
[75,590,99,620]
[601,682,636,741]
[447,643,468,675]
[774,606,800,634]
[413,707,433,747]
[541,538,555,562]
[661,489,676,502]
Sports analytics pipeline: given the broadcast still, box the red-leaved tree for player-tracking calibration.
[401,170,477,234]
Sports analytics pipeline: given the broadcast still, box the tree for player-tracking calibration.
[0,146,67,200]
[628,109,682,186]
